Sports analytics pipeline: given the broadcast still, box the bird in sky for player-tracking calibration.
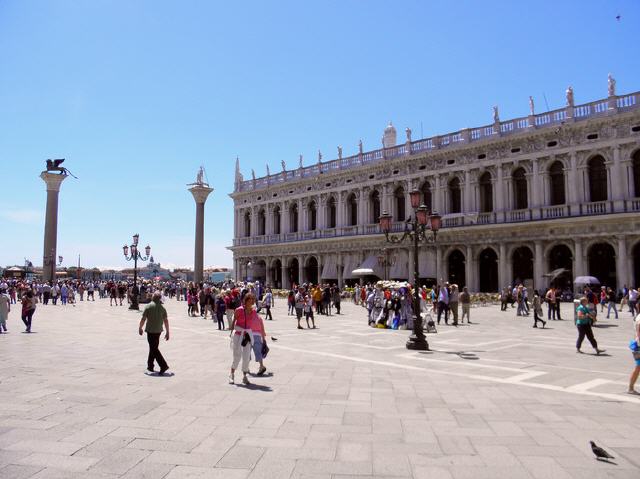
[615,14,621,21]
[590,441,615,461]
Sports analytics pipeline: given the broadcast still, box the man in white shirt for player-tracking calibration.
[629,287,638,315]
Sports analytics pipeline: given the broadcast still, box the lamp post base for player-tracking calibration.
[406,333,429,350]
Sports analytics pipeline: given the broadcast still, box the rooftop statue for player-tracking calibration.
[608,73,616,97]
[529,96,535,115]
[299,154,303,168]
[45,158,77,178]
[251,169,256,181]
[337,145,342,159]
[566,86,574,106]
[281,159,286,172]
[405,127,412,142]
[358,139,363,154]
[266,164,270,176]
[318,150,322,163]
[493,105,500,123]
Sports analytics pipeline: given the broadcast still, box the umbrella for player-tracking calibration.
[352,268,374,276]
[574,275,600,285]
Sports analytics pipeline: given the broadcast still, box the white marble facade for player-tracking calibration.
[230,84,640,292]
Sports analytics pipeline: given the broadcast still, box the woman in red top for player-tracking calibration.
[229,293,265,385]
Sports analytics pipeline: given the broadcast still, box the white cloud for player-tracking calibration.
[1,209,42,225]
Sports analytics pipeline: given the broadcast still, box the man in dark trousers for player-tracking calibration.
[138,292,170,375]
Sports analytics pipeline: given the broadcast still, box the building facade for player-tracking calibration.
[229,82,640,292]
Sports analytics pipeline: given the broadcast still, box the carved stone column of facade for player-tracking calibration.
[336,192,344,227]
[464,170,472,213]
[616,236,628,289]
[567,152,579,205]
[504,172,513,211]
[337,253,343,288]
[266,204,273,235]
[498,242,508,289]
[495,164,505,212]
[317,255,323,284]
[362,188,370,225]
[404,179,412,219]
[432,176,441,213]
[573,238,585,280]
[436,246,444,284]
[298,255,305,284]
[318,195,326,230]
[282,201,290,234]
[300,199,308,232]
[534,241,544,290]
[281,256,289,290]
[357,188,366,227]
[465,244,475,291]
[611,146,625,211]
[530,158,542,208]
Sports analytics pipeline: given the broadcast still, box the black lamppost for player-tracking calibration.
[379,189,441,351]
[122,233,151,310]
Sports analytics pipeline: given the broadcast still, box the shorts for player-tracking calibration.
[252,335,264,362]
[295,307,303,319]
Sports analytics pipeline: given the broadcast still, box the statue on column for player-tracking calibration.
[405,127,412,142]
[358,139,363,154]
[492,105,500,123]
[45,158,77,178]
[298,154,303,169]
[337,145,342,159]
[318,150,322,163]
[565,86,574,107]
[608,73,616,97]
[281,159,286,172]
[528,96,535,115]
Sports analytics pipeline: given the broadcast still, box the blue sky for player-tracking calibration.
[0,0,638,270]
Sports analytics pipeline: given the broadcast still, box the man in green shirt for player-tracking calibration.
[138,292,170,375]
[575,297,605,355]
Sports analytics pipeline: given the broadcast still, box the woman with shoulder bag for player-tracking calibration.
[229,293,263,385]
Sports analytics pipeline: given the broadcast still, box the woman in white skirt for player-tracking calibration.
[229,293,264,385]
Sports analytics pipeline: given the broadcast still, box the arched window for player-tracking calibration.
[549,161,565,206]
[449,177,461,213]
[347,193,358,226]
[327,197,336,228]
[308,201,317,230]
[479,172,493,213]
[588,155,608,202]
[257,209,266,235]
[394,186,405,221]
[634,151,640,197]
[370,190,380,224]
[420,181,432,210]
[273,206,281,234]
[290,203,298,233]
[513,167,528,210]
[244,211,251,237]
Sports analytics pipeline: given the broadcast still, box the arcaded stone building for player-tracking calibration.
[229,79,640,292]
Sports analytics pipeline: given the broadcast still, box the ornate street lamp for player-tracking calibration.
[380,190,441,350]
[123,233,151,310]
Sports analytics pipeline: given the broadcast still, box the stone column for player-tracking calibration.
[574,238,585,280]
[432,176,442,213]
[189,184,214,283]
[567,152,579,205]
[499,242,508,289]
[611,146,625,212]
[41,172,68,283]
[495,164,504,213]
[465,245,475,292]
[298,255,305,284]
[464,170,473,213]
[436,246,444,285]
[337,253,344,288]
[281,257,289,290]
[616,236,628,290]
[534,241,544,290]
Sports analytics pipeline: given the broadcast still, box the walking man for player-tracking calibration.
[138,292,170,375]
[575,297,605,355]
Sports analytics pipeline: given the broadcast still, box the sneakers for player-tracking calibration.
[627,389,639,395]
[242,375,250,385]
[228,374,234,384]
[257,366,267,376]
[596,349,606,355]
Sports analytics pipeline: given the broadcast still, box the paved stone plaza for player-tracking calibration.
[0,299,639,478]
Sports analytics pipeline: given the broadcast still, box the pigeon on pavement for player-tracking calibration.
[590,441,614,460]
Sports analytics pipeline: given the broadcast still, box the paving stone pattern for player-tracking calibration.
[0,298,639,478]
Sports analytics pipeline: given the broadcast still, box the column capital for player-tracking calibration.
[188,185,214,203]
[40,172,68,192]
